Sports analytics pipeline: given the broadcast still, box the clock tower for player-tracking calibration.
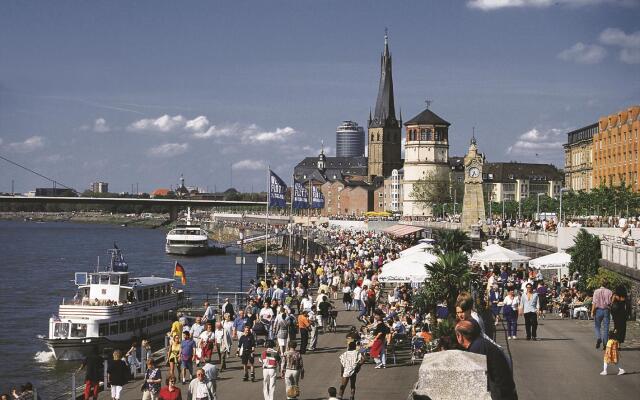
[462,136,486,232]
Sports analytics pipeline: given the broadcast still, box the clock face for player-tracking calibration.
[468,167,480,178]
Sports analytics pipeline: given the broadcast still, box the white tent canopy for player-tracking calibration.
[529,251,571,269]
[470,243,530,264]
[378,251,437,284]
[399,242,434,257]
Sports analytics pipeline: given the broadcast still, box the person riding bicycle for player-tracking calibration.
[317,295,333,333]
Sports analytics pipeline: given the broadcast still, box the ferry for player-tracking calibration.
[45,246,183,360]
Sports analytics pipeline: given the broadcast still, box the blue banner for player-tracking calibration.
[269,170,287,208]
[311,185,325,209]
[292,181,309,209]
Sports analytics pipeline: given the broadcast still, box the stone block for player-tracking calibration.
[409,350,491,400]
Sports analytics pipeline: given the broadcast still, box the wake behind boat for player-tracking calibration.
[45,246,184,360]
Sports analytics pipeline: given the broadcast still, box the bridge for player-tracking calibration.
[0,195,267,220]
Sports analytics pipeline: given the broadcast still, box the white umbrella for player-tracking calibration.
[378,251,437,283]
[470,243,530,264]
[529,251,571,269]
[399,242,434,257]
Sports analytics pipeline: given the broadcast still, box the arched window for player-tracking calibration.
[377,133,380,141]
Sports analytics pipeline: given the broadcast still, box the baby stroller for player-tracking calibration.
[410,336,426,365]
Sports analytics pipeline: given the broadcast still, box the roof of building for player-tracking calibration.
[152,188,172,196]
[483,162,563,182]
[565,122,598,147]
[404,108,450,126]
[369,32,399,129]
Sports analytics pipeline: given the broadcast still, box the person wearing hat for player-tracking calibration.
[518,282,540,340]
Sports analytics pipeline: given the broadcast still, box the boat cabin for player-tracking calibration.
[73,271,175,305]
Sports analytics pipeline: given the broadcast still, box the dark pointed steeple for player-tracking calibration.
[370,29,399,129]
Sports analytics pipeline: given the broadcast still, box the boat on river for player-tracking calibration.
[165,208,225,256]
[45,246,184,360]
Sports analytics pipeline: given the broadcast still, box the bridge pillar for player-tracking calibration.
[169,206,179,222]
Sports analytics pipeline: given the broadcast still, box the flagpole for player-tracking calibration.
[288,175,294,273]
[265,167,270,283]
[307,179,311,258]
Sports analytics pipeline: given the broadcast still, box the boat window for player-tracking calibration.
[152,313,158,325]
[100,274,110,285]
[110,275,120,285]
[127,319,135,332]
[149,288,155,300]
[120,275,128,285]
[164,310,170,321]
[140,318,147,329]
[119,320,127,333]
[70,323,87,338]
[143,289,149,301]
[137,290,142,300]
[91,274,100,284]
[126,290,135,303]
[99,323,108,337]
[110,322,119,335]
[147,316,152,327]
[75,273,88,286]
[54,322,69,338]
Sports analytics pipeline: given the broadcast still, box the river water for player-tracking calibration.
[0,220,265,395]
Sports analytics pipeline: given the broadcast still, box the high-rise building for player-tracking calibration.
[336,121,365,157]
[592,105,640,192]
[367,31,402,179]
[90,181,109,193]
[564,123,597,191]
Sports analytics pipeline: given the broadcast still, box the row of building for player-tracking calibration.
[293,32,566,218]
[564,106,640,192]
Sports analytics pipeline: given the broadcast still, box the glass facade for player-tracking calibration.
[336,121,365,158]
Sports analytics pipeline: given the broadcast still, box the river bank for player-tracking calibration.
[0,211,170,228]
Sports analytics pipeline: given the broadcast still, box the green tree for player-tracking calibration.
[410,171,464,214]
[566,229,601,288]
[434,229,471,255]
[586,268,631,291]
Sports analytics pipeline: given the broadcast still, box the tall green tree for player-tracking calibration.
[410,171,464,213]
[566,228,602,288]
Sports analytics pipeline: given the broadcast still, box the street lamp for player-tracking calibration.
[536,193,544,221]
[559,188,570,226]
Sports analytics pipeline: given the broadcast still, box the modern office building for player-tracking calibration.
[336,121,365,158]
[564,123,597,191]
[592,105,640,192]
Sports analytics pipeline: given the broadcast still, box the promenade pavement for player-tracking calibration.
[495,314,640,399]
[101,305,420,400]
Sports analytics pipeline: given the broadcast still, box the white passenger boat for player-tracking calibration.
[165,208,223,255]
[45,246,183,360]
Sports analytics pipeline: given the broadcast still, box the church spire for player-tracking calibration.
[370,29,397,129]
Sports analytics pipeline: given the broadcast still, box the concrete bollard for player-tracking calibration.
[409,350,491,400]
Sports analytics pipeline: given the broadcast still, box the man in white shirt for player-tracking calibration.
[188,368,215,400]
[300,295,313,313]
[352,286,362,311]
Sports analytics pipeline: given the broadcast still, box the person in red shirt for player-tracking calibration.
[158,377,182,400]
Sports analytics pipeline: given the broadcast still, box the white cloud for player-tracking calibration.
[506,128,565,156]
[192,124,238,139]
[185,116,210,132]
[557,42,606,64]
[599,28,640,48]
[93,118,110,133]
[147,142,189,157]
[128,114,186,133]
[7,136,45,152]
[250,127,296,143]
[599,28,640,64]
[232,159,267,170]
[468,0,635,10]
[620,48,640,64]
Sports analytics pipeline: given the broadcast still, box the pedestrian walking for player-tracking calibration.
[166,335,181,378]
[180,331,197,384]
[107,350,129,400]
[158,377,182,400]
[519,283,540,340]
[77,347,103,400]
[260,340,281,400]
[342,284,352,311]
[125,341,141,377]
[298,311,310,354]
[338,341,364,400]
[237,325,256,382]
[610,285,628,344]
[591,279,613,349]
[187,369,216,400]
[601,330,625,375]
[370,310,389,368]
[281,341,304,400]
[141,359,162,400]
[503,287,520,340]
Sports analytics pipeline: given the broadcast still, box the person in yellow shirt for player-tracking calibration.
[170,315,183,339]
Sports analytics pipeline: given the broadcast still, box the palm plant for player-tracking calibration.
[434,229,471,255]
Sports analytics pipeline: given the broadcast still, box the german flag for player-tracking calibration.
[174,262,187,285]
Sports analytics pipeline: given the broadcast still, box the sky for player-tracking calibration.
[1,0,639,194]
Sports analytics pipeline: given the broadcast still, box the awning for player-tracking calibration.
[383,224,424,237]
